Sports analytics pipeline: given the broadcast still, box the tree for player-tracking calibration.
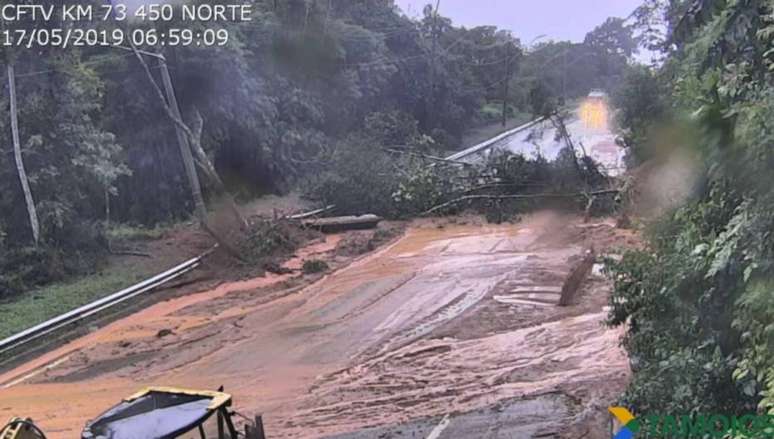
[7,62,39,245]
[584,17,639,59]
[611,65,667,164]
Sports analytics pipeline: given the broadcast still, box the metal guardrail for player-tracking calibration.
[0,253,209,358]
[445,117,546,162]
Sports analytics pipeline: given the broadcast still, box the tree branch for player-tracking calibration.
[421,189,620,216]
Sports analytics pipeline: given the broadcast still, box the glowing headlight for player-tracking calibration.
[580,98,608,130]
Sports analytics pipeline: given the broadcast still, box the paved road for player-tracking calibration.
[448,107,625,176]
[0,214,633,438]
[325,393,579,439]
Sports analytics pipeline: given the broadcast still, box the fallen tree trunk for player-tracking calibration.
[109,249,152,258]
[559,249,596,306]
[302,214,382,233]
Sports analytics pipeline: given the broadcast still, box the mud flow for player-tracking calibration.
[0,214,633,438]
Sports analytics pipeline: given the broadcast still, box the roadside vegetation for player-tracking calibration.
[0,267,150,340]
[302,260,329,274]
[606,0,774,418]
[105,224,170,243]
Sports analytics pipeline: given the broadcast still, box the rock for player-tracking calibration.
[156,328,174,338]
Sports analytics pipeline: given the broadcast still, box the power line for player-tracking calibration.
[14,51,136,78]
[464,54,520,67]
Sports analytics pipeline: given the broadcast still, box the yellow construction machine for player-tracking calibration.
[1,387,266,439]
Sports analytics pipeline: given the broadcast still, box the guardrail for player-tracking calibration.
[0,251,212,358]
[445,117,546,162]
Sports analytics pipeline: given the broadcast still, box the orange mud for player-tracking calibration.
[0,235,342,388]
[0,214,634,438]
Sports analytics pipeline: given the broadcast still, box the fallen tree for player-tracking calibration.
[421,190,620,216]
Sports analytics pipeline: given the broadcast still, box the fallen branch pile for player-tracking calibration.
[422,189,620,216]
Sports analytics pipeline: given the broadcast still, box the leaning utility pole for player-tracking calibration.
[157,58,207,221]
[128,43,207,221]
[7,63,40,245]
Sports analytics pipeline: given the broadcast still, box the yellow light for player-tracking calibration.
[580,99,608,130]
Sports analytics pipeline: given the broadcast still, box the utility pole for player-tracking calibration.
[121,43,207,221]
[157,57,207,222]
[501,43,514,127]
[562,46,567,103]
[7,63,40,245]
[428,0,440,128]
[129,43,248,259]
[323,0,332,32]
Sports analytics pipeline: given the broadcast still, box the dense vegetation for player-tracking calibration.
[608,0,774,420]
[0,0,635,296]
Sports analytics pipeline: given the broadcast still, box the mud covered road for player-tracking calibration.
[0,214,637,438]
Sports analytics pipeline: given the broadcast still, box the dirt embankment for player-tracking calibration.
[1,212,636,439]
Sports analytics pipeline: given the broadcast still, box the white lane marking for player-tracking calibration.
[508,286,563,293]
[493,296,554,307]
[426,414,451,439]
[2,355,71,389]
